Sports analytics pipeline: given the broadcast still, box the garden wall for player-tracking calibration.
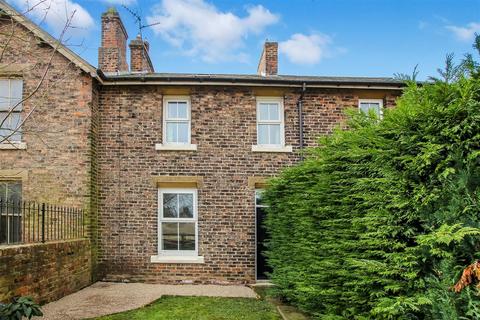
[0,239,91,304]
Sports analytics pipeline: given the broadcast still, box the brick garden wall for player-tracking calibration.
[97,85,400,284]
[0,239,91,304]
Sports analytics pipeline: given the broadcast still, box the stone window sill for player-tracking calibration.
[0,142,27,150]
[251,145,292,153]
[155,144,197,151]
[150,255,205,264]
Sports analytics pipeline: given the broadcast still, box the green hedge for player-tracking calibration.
[263,45,480,319]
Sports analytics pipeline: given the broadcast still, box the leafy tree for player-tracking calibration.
[263,35,480,319]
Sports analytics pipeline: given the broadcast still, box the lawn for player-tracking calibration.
[93,295,281,320]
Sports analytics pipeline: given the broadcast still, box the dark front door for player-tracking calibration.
[256,190,272,280]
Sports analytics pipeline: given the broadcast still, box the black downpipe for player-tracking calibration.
[298,82,306,160]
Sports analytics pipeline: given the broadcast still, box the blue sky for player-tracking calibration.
[7,0,480,79]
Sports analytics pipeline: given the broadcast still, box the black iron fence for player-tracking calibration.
[0,200,85,245]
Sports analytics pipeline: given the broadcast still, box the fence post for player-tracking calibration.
[41,203,45,243]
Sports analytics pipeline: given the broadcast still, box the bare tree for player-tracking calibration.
[0,0,81,147]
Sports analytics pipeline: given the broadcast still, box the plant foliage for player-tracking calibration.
[0,297,43,320]
[263,35,480,319]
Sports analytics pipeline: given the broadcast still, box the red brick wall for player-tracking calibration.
[0,16,97,209]
[0,239,91,304]
[97,85,400,284]
[257,42,278,76]
[98,10,128,73]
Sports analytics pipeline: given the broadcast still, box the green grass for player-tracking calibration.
[93,295,281,320]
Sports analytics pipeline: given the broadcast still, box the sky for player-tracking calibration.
[6,0,480,80]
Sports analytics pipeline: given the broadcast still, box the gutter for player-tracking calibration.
[99,80,404,90]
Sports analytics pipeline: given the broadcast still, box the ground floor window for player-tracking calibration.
[0,181,22,244]
[158,188,198,256]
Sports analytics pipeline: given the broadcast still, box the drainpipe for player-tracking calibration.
[298,82,306,161]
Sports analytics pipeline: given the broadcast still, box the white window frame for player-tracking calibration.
[156,188,201,260]
[252,97,292,153]
[0,79,24,147]
[358,99,383,119]
[156,96,197,151]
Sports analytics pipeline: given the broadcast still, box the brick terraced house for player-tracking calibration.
[0,1,404,284]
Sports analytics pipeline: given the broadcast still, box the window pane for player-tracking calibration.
[177,122,188,143]
[258,103,269,121]
[179,222,195,250]
[163,193,178,218]
[7,182,21,203]
[268,104,280,121]
[179,193,193,218]
[0,80,9,110]
[9,113,21,142]
[258,124,269,145]
[167,102,177,119]
[360,102,380,117]
[0,183,6,201]
[166,122,178,143]
[0,112,8,139]
[10,80,22,110]
[162,222,178,250]
[10,216,21,243]
[176,102,188,119]
[255,190,264,206]
[167,101,188,119]
[269,124,281,145]
[0,216,6,243]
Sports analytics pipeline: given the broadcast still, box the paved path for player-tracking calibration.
[37,281,257,320]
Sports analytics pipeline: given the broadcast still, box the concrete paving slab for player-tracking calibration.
[37,281,257,320]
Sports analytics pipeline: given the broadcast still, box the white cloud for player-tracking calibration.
[8,0,94,37]
[279,33,332,65]
[446,22,480,42]
[146,0,279,62]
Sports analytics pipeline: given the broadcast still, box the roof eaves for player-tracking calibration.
[0,0,101,82]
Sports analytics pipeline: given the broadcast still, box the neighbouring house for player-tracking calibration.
[0,0,404,294]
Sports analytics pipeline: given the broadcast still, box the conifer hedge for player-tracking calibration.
[263,39,480,319]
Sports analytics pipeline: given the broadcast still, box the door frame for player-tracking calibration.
[255,189,268,281]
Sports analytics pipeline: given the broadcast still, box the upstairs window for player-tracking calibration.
[359,99,383,118]
[0,79,23,142]
[256,98,284,147]
[163,97,191,145]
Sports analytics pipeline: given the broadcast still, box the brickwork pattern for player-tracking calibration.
[257,42,278,76]
[98,11,128,73]
[0,239,91,304]
[97,86,400,284]
[0,17,96,208]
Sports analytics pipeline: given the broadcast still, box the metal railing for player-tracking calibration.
[0,200,85,245]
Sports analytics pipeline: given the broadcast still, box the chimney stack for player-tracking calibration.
[98,7,128,73]
[129,34,154,73]
[257,41,278,76]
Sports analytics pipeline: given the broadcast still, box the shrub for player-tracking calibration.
[263,38,480,319]
[0,297,43,320]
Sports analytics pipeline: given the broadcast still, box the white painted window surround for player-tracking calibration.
[151,188,204,264]
[252,97,292,153]
[0,79,24,148]
[358,99,383,118]
[156,96,197,151]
